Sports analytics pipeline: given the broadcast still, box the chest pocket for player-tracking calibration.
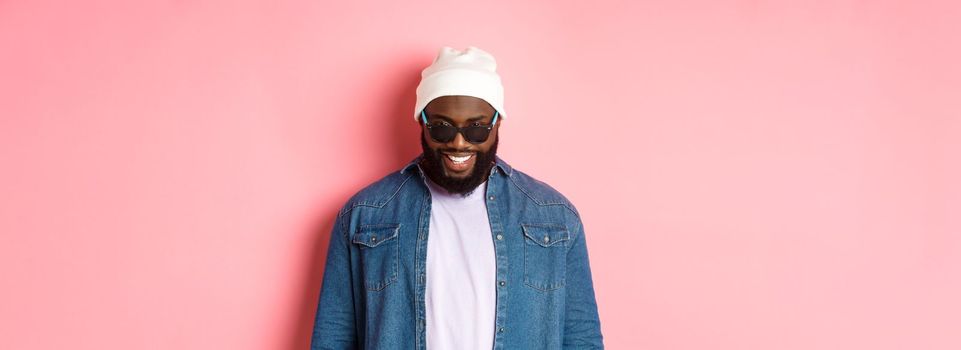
[521,223,571,291]
[351,223,400,291]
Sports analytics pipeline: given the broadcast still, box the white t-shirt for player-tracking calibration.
[424,178,496,350]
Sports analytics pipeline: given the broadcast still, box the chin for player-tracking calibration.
[445,170,473,179]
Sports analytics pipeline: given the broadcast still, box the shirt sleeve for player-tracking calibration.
[310,213,359,350]
[563,219,605,349]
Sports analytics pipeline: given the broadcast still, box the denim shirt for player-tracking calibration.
[311,155,603,349]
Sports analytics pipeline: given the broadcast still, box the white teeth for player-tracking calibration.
[446,154,472,163]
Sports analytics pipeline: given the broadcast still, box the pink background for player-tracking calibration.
[1,1,959,349]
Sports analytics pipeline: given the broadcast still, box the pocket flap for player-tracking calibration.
[522,223,570,247]
[352,223,400,248]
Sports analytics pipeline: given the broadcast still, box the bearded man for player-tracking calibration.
[311,46,603,349]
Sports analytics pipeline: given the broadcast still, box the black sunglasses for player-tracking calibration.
[421,110,499,144]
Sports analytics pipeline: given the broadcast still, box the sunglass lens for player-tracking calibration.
[463,127,491,143]
[430,126,457,143]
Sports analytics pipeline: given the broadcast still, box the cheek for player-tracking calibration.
[482,129,499,149]
[420,130,438,147]
[426,140,447,153]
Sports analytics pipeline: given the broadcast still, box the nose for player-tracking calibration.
[447,130,470,149]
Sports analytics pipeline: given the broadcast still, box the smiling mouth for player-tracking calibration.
[441,152,475,174]
[445,153,473,164]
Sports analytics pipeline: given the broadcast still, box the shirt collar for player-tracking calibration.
[400,153,513,177]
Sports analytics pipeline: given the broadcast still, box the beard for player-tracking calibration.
[419,133,499,197]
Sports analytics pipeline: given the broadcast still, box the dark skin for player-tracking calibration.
[419,95,501,180]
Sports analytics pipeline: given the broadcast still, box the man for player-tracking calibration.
[310,46,603,349]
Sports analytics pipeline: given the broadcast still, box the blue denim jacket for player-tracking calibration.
[311,155,603,349]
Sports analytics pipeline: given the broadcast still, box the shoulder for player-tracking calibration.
[337,170,415,217]
[507,167,580,218]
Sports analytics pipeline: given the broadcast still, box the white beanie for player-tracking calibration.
[414,46,506,121]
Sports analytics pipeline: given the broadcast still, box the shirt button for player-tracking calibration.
[498,280,506,286]
[489,195,495,200]
[496,234,503,240]
[543,236,550,243]
[498,327,505,333]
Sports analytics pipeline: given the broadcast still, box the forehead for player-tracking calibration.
[424,95,495,116]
